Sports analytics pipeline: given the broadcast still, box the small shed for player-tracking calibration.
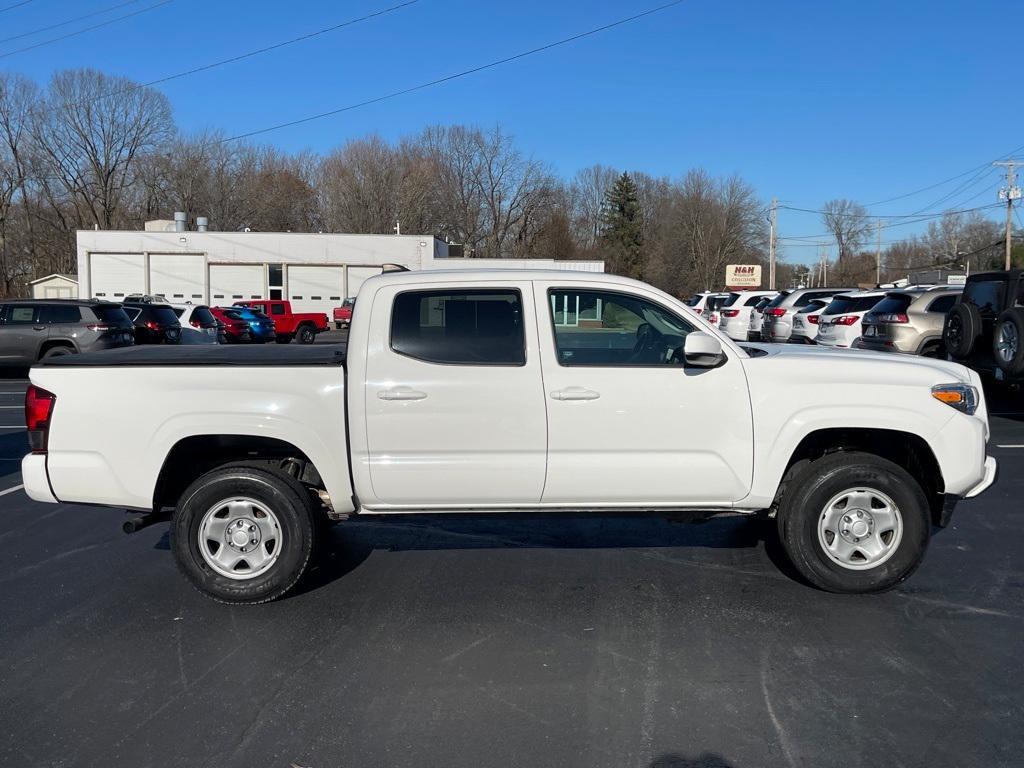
[30,274,79,299]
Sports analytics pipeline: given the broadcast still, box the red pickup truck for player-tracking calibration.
[332,298,356,330]
[234,300,329,344]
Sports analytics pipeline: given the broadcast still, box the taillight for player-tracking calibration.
[808,315,820,325]
[834,315,860,326]
[874,313,909,324]
[767,308,786,317]
[722,310,740,318]
[86,323,111,331]
[25,385,56,454]
[145,320,160,330]
[190,318,201,328]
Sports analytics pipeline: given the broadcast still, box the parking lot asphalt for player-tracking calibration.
[0,376,1022,768]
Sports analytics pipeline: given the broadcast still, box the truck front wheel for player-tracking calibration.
[776,452,930,593]
[172,465,316,604]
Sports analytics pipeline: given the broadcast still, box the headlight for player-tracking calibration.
[931,383,979,415]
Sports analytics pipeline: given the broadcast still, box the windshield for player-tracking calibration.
[797,300,828,314]
[684,294,705,307]
[94,306,131,324]
[150,306,180,325]
[723,293,742,307]
[823,295,884,315]
[765,291,791,309]
[869,294,914,315]
[191,307,216,325]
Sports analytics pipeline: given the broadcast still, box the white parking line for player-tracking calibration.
[0,484,24,497]
[996,444,1024,449]
[0,426,24,430]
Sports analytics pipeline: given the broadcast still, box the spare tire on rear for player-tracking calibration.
[993,308,1024,375]
[943,302,981,359]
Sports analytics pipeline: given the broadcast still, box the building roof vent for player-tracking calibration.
[173,211,187,232]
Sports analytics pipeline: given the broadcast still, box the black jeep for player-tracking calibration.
[943,270,1024,381]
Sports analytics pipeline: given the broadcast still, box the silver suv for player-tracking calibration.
[0,300,135,366]
[853,286,961,357]
[761,287,854,342]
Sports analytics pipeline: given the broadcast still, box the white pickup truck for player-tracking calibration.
[22,270,997,603]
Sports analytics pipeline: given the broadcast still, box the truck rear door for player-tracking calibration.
[359,280,546,506]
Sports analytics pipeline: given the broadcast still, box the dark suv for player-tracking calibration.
[122,298,183,344]
[0,299,135,365]
[943,270,1024,381]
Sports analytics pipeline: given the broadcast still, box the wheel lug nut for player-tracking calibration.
[251,538,257,544]
[249,525,255,532]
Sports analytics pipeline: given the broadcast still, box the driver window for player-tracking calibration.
[548,289,694,366]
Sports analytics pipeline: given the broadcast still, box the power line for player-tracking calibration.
[0,0,34,13]
[778,201,1003,221]
[0,0,172,59]
[0,0,143,45]
[908,165,996,216]
[218,0,688,144]
[61,0,419,109]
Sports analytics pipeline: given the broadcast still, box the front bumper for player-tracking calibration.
[964,455,998,499]
[21,454,57,503]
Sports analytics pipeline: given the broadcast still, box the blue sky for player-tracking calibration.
[1,0,1019,264]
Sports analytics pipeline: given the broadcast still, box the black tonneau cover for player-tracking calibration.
[38,343,347,367]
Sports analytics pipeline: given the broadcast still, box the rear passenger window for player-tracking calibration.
[39,305,81,323]
[927,294,958,314]
[391,289,525,366]
[6,306,37,324]
[963,280,1004,319]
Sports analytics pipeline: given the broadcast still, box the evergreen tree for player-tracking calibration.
[599,172,644,280]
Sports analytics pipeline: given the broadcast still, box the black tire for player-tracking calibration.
[40,346,75,359]
[297,325,316,344]
[275,334,292,344]
[171,465,316,604]
[776,451,930,593]
[993,308,1024,375]
[943,302,981,359]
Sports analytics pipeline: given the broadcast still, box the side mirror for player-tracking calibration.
[683,331,726,367]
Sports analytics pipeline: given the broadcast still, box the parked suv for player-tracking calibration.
[816,290,886,349]
[789,299,831,344]
[0,299,134,365]
[761,287,854,342]
[169,304,219,345]
[122,297,183,344]
[854,286,961,357]
[944,270,1024,381]
[717,290,777,342]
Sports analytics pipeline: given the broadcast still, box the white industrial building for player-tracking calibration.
[75,218,603,315]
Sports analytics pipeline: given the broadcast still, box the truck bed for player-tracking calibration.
[38,343,348,368]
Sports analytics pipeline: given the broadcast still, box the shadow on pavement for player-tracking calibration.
[650,754,736,768]
[290,512,792,598]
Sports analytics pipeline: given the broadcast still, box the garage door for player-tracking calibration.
[287,266,344,315]
[346,266,382,300]
[209,265,265,306]
[91,253,145,300]
[149,254,205,302]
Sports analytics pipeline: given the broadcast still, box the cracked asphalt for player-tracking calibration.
[1,378,1022,768]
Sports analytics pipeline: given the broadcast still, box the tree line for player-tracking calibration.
[1,68,1017,300]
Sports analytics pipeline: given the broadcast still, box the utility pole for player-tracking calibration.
[768,198,778,290]
[995,161,1021,270]
[875,220,882,285]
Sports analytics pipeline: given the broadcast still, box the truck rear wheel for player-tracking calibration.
[297,325,316,344]
[171,465,316,604]
[993,308,1024,375]
[776,452,930,593]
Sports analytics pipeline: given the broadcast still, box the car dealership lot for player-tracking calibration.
[0,377,1022,768]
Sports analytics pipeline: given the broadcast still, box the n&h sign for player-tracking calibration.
[725,264,762,288]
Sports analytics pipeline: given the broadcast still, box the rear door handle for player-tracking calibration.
[378,387,427,401]
[551,387,600,401]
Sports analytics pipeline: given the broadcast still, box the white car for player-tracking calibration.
[816,291,887,349]
[748,296,774,340]
[790,298,835,344]
[700,293,731,327]
[684,291,715,312]
[168,304,220,345]
[23,269,996,603]
[718,290,778,342]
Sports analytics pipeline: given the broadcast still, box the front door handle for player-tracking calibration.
[33,326,46,331]
[378,387,427,401]
[551,387,600,401]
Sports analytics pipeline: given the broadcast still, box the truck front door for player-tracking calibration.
[360,281,547,507]
[535,283,754,506]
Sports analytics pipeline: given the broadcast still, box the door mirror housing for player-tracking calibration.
[684,331,726,367]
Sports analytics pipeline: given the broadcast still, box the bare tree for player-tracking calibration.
[32,69,174,230]
[569,164,617,249]
[0,73,38,291]
[821,199,872,262]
